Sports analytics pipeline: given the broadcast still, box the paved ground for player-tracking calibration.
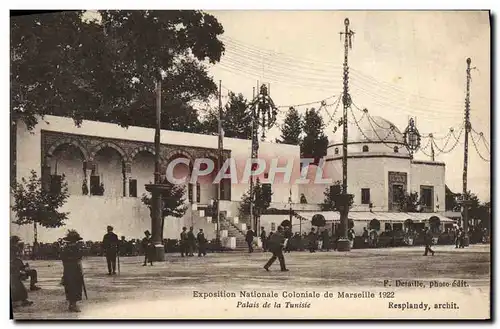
[13,244,490,320]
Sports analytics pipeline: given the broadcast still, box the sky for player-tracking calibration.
[204,11,491,202]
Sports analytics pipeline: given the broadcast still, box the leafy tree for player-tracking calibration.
[239,178,273,228]
[300,108,328,162]
[277,106,302,145]
[321,181,353,211]
[141,178,188,240]
[397,192,420,212]
[11,10,225,132]
[201,92,252,139]
[11,170,70,244]
[311,214,326,228]
[445,185,461,211]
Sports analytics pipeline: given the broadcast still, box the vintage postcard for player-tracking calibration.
[9,10,490,320]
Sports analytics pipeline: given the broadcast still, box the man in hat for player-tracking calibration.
[60,230,85,312]
[423,227,435,256]
[264,226,289,272]
[102,226,119,275]
[260,227,267,252]
[10,236,41,291]
[180,227,188,257]
[197,228,207,257]
[10,236,34,307]
[187,227,196,257]
[308,228,318,253]
[245,227,255,253]
[142,230,153,266]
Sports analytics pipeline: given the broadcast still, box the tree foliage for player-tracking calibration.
[445,185,461,212]
[321,181,353,211]
[277,106,302,145]
[300,108,329,161]
[141,178,188,238]
[201,92,252,139]
[239,178,273,218]
[396,192,420,212]
[311,214,326,227]
[11,170,70,228]
[11,10,225,132]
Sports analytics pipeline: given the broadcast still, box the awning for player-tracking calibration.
[294,211,456,223]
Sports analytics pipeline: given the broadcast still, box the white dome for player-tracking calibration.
[328,115,405,147]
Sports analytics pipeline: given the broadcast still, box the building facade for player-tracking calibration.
[11,115,303,244]
[11,114,453,246]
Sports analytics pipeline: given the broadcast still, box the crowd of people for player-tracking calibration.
[10,220,490,313]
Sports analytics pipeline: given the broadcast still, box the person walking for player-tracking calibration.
[260,227,267,251]
[60,230,85,312]
[180,227,188,257]
[263,226,288,272]
[142,231,154,266]
[423,227,435,256]
[308,228,318,253]
[187,227,196,257]
[246,227,255,253]
[197,229,207,257]
[102,226,119,275]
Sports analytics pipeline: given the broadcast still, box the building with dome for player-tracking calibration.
[11,114,454,249]
[293,114,454,236]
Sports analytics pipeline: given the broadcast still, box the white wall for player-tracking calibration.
[327,142,409,157]
[411,161,446,212]
[130,151,155,197]
[12,116,301,243]
[49,145,85,195]
[10,195,151,243]
[15,115,301,203]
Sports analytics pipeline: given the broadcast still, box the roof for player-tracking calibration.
[328,115,405,146]
[295,211,456,223]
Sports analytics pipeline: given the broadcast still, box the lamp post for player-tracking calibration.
[336,18,355,252]
[248,83,277,234]
[144,72,165,261]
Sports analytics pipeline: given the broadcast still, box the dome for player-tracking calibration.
[328,115,405,147]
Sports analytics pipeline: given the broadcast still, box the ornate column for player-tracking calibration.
[123,162,132,197]
[41,158,52,192]
[192,180,198,205]
[84,160,93,196]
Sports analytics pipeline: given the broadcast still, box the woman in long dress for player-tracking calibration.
[61,230,84,312]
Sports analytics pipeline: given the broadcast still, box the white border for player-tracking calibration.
[3,2,497,328]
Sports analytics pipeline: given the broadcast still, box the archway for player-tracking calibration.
[197,156,218,205]
[130,150,155,198]
[93,147,125,197]
[165,153,192,204]
[48,143,86,195]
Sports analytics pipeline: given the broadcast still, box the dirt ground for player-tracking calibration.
[12,244,490,320]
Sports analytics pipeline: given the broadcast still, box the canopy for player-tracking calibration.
[294,211,456,223]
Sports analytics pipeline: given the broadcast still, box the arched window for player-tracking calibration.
[334,148,339,155]
[362,145,369,152]
[394,146,399,153]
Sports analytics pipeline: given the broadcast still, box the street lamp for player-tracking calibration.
[144,71,166,262]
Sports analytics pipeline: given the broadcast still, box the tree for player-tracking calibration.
[300,108,329,162]
[239,178,273,229]
[201,92,252,139]
[321,181,353,211]
[141,178,188,240]
[311,214,326,228]
[277,107,302,145]
[11,10,225,132]
[397,192,420,212]
[11,170,70,244]
[445,185,461,211]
